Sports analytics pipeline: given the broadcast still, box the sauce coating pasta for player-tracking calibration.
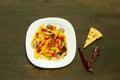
[31,24,68,60]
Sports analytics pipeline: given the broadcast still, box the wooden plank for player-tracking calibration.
[0,0,120,80]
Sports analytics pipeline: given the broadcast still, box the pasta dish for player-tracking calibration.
[31,24,68,60]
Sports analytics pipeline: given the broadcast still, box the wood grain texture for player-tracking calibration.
[0,0,120,80]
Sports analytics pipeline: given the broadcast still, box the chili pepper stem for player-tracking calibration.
[89,68,94,73]
[90,59,95,63]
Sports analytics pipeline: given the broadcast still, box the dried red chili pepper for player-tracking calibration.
[91,46,100,62]
[78,48,93,72]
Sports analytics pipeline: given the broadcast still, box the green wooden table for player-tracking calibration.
[0,0,120,80]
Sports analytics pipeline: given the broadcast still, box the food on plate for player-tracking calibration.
[83,27,103,48]
[78,48,93,72]
[91,46,100,62]
[31,23,68,60]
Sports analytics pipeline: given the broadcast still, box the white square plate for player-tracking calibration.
[25,17,76,68]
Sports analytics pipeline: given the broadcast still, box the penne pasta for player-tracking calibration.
[31,24,68,60]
